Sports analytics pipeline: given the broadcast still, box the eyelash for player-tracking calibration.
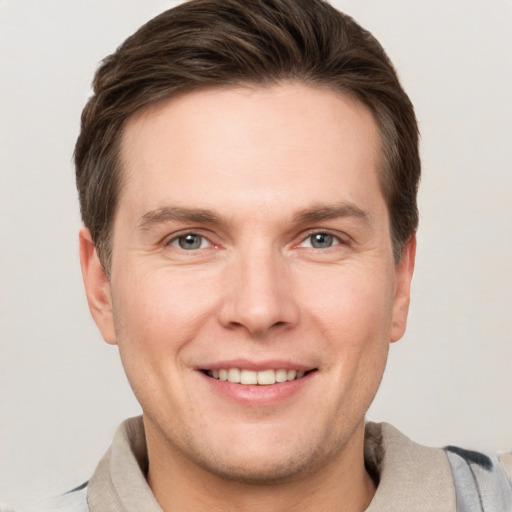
[165,229,347,252]
[166,231,213,250]
[297,231,345,250]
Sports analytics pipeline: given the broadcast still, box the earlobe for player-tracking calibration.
[390,234,416,343]
[79,227,117,345]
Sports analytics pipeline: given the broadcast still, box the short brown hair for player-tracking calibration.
[75,0,420,272]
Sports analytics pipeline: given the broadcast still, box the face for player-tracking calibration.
[81,83,414,484]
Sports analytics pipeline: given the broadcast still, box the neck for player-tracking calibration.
[146,420,376,512]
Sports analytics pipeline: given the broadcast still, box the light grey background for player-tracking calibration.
[1,0,511,507]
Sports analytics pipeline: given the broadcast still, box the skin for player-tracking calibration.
[80,83,415,511]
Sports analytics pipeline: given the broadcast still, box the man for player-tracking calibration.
[37,0,512,510]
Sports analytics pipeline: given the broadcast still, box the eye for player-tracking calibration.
[169,233,211,250]
[300,232,340,249]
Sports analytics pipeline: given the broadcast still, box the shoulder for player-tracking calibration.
[365,422,457,511]
[26,482,89,512]
[365,422,512,511]
[444,445,512,511]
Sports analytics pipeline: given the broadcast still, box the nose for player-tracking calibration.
[217,244,300,337]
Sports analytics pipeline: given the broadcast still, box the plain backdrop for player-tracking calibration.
[1,0,511,508]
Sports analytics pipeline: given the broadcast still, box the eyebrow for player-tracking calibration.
[137,207,224,231]
[293,202,371,225]
[137,202,371,231]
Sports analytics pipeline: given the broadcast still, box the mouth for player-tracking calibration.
[200,368,317,385]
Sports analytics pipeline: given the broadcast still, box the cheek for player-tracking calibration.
[111,270,218,382]
[311,272,394,406]
[301,266,395,347]
[115,267,217,334]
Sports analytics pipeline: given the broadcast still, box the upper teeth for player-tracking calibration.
[208,368,306,385]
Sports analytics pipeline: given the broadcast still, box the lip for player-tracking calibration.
[196,359,314,372]
[196,364,317,407]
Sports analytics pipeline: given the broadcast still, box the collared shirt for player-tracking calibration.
[30,416,512,511]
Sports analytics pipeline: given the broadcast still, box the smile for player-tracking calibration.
[203,368,314,385]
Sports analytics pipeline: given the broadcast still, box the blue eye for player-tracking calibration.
[301,233,339,249]
[310,233,334,248]
[171,234,209,250]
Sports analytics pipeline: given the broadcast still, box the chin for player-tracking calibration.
[189,446,322,485]
[176,424,344,485]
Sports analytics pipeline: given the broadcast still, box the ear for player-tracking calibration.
[390,234,416,343]
[79,227,117,345]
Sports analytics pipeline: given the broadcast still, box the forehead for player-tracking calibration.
[117,83,384,222]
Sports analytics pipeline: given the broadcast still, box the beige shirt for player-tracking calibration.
[84,416,459,511]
